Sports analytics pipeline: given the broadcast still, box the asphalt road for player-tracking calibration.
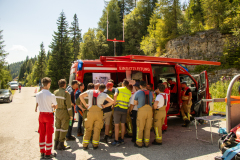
[0,87,224,160]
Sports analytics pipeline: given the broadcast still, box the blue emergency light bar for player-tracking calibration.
[77,60,83,71]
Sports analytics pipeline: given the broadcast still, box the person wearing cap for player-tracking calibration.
[106,79,116,138]
[129,82,140,143]
[134,81,153,148]
[180,81,192,127]
[152,83,167,145]
[101,82,115,143]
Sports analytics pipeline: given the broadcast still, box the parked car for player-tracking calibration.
[10,81,18,90]
[0,89,13,103]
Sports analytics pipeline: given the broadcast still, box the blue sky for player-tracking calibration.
[0,0,187,64]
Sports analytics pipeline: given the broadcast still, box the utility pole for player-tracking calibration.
[114,41,116,56]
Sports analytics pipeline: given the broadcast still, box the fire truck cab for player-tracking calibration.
[69,55,221,117]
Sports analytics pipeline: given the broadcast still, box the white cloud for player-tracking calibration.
[9,45,28,52]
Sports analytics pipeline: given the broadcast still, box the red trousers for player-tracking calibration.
[162,104,170,131]
[39,112,54,155]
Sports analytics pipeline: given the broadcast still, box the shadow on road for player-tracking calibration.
[63,116,222,160]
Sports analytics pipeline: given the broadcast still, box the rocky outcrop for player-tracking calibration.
[162,29,232,71]
[207,68,240,84]
[160,29,240,84]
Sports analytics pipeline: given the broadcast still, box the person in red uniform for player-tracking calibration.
[162,82,170,132]
[35,77,58,159]
[19,84,21,93]
[167,78,177,94]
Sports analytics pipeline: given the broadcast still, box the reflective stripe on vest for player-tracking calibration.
[115,87,131,109]
[55,96,66,100]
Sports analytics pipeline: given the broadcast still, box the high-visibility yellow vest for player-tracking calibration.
[115,87,131,110]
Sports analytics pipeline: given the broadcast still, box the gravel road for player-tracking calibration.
[0,87,223,160]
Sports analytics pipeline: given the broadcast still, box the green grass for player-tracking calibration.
[209,80,240,113]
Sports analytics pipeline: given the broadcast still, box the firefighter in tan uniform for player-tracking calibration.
[80,84,114,150]
[134,81,153,148]
[54,79,73,150]
[180,81,192,127]
[153,84,167,145]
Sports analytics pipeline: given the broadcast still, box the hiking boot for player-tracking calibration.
[93,146,98,150]
[57,142,71,150]
[134,143,142,148]
[143,143,149,148]
[111,140,120,146]
[152,140,162,145]
[40,153,45,159]
[119,139,125,145]
[83,146,88,150]
[45,153,56,159]
[124,134,132,138]
[66,136,76,141]
[182,119,190,127]
[54,140,59,150]
[77,133,83,137]
[100,135,108,143]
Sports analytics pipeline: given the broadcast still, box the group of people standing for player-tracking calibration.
[35,76,192,159]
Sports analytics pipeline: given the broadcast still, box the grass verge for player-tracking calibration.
[209,80,240,113]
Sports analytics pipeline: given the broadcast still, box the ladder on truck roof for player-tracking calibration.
[100,55,221,66]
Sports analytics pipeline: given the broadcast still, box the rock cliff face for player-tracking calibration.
[163,29,231,71]
[161,29,240,83]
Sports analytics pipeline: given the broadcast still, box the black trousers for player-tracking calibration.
[66,106,75,138]
[131,110,138,142]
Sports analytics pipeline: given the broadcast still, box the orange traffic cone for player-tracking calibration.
[34,88,37,93]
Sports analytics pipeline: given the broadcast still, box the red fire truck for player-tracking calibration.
[69,55,220,117]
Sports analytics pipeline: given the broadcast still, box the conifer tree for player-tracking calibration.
[201,0,230,29]
[69,14,82,60]
[47,11,72,89]
[98,0,122,56]
[124,0,158,55]
[80,28,108,59]
[140,0,183,56]
[35,42,46,81]
[185,0,204,33]
[0,30,11,89]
